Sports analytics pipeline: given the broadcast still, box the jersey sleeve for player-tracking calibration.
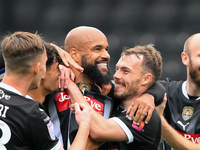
[143,81,166,106]
[111,110,161,145]
[26,103,61,150]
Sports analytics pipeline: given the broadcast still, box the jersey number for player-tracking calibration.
[0,120,11,150]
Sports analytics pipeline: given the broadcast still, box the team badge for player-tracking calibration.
[182,106,194,121]
[78,82,91,94]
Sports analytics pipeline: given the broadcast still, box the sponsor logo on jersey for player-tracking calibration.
[55,91,71,112]
[47,121,56,140]
[0,89,11,100]
[182,106,194,121]
[177,130,200,143]
[55,92,104,115]
[126,114,145,131]
[84,95,103,115]
[177,120,189,131]
[132,121,145,132]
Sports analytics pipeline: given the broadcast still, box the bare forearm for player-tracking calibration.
[161,116,200,150]
[67,81,126,142]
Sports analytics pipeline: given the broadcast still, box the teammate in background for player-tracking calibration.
[155,33,200,150]
[44,26,165,150]
[69,44,162,150]
[0,31,63,150]
[28,42,92,150]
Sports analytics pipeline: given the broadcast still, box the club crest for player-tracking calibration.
[78,82,91,93]
[182,106,194,121]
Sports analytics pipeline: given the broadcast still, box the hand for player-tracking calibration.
[155,93,167,117]
[126,93,155,125]
[74,103,92,126]
[58,65,75,91]
[50,43,83,72]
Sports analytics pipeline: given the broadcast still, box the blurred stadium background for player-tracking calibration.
[1,0,200,80]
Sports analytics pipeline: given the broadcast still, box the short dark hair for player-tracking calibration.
[44,42,62,70]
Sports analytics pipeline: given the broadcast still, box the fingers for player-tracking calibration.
[50,43,84,72]
[70,69,75,81]
[70,104,75,113]
[59,65,75,91]
[132,106,144,125]
[163,93,167,104]
[144,107,153,124]
[127,101,138,120]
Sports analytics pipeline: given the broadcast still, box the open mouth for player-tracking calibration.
[115,83,124,89]
[97,62,108,69]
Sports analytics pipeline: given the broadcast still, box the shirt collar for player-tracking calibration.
[182,81,200,100]
[0,82,33,100]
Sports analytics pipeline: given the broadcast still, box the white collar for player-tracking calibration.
[0,82,33,100]
[182,81,200,100]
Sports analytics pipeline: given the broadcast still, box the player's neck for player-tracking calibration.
[27,86,46,104]
[74,72,96,85]
[2,74,32,97]
[186,78,200,96]
[119,89,145,110]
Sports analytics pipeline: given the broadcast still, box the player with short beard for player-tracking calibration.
[155,33,200,150]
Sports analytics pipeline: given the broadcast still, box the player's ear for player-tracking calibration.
[181,52,189,66]
[69,48,80,62]
[141,73,152,86]
[34,62,40,75]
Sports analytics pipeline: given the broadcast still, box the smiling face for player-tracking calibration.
[76,27,112,84]
[80,33,112,84]
[113,54,144,100]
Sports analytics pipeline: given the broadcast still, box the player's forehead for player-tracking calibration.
[116,54,143,69]
[82,34,108,50]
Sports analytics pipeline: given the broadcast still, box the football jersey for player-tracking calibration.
[108,107,161,150]
[44,82,114,150]
[0,83,61,150]
[160,78,200,150]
